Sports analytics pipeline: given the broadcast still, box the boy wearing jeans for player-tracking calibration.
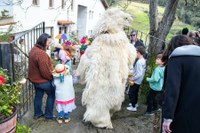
[127,46,146,112]
[144,54,165,115]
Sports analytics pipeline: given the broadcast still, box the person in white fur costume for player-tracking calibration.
[75,8,137,129]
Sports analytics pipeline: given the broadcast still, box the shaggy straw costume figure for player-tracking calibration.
[76,8,137,129]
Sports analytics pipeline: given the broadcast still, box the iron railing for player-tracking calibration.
[8,22,45,119]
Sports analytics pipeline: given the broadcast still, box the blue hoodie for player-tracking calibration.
[147,66,165,91]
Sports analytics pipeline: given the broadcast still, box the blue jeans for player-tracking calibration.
[33,81,55,118]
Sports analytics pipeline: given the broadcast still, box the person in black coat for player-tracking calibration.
[161,35,199,133]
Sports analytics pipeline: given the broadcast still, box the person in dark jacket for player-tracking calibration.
[181,27,189,35]
[28,33,55,120]
[161,35,199,133]
[130,30,145,48]
[130,30,147,59]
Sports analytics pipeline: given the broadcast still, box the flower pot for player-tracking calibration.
[0,105,17,133]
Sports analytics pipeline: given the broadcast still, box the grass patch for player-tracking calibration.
[116,1,195,42]
[168,19,195,40]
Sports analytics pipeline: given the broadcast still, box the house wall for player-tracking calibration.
[1,0,107,41]
[73,0,106,38]
[12,0,64,36]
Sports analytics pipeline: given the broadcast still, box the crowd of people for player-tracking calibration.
[27,27,200,132]
[27,33,93,124]
[126,28,200,133]
[182,27,200,45]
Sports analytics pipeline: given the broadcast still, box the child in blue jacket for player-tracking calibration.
[144,53,165,115]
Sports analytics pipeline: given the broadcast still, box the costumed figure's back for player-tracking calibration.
[76,8,137,129]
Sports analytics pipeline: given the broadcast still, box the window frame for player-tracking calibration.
[32,0,39,5]
[62,0,65,9]
[49,0,54,8]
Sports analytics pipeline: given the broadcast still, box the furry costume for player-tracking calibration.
[76,8,137,129]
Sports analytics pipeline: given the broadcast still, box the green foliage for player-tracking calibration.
[177,7,185,21]
[176,0,200,28]
[131,11,149,32]
[69,32,79,45]
[0,67,9,81]
[106,0,116,6]
[16,123,31,133]
[0,67,21,120]
[190,17,200,27]
[140,55,157,99]
[158,0,166,6]
[140,74,150,103]
[0,32,10,42]
[0,25,13,42]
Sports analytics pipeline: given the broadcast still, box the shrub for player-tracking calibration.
[0,67,25,120]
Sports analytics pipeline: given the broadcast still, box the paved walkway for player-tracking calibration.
[20,82,161,133]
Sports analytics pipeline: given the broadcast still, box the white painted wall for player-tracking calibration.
[73,0,107,38]
[0,0,107,39]
[11,0,64,34]
[85,0,106,36]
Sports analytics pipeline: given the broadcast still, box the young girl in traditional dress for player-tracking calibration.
[53,64,76,124]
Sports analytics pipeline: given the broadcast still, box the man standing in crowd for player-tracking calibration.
[130,30,145,48]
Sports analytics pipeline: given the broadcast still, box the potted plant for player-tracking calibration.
[0,25,14,42]
[0,67,27,133]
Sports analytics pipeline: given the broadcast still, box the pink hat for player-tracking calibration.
[64,41,71,46]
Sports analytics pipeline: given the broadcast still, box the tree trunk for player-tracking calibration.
[148,0,179,55]
[147,0,179,73]
[148,0,158,56]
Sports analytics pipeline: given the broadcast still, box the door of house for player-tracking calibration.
[77,5,87,38]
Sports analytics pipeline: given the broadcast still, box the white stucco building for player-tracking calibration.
[0,0,108,39]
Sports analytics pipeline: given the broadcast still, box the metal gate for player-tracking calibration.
[0,22,45,119]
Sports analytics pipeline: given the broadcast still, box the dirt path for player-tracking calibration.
[20,82,161,133]
[20,65,161,133]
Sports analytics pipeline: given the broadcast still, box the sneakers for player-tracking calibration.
[64,118,70,123]
[127,106,137,112]
[56,118,70,124]
[64,112,70,123]
[57,117,63,124]
[152,108,161,113]
[129,103,138,108]
[57,117,71,123]
[143,111,154,116]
